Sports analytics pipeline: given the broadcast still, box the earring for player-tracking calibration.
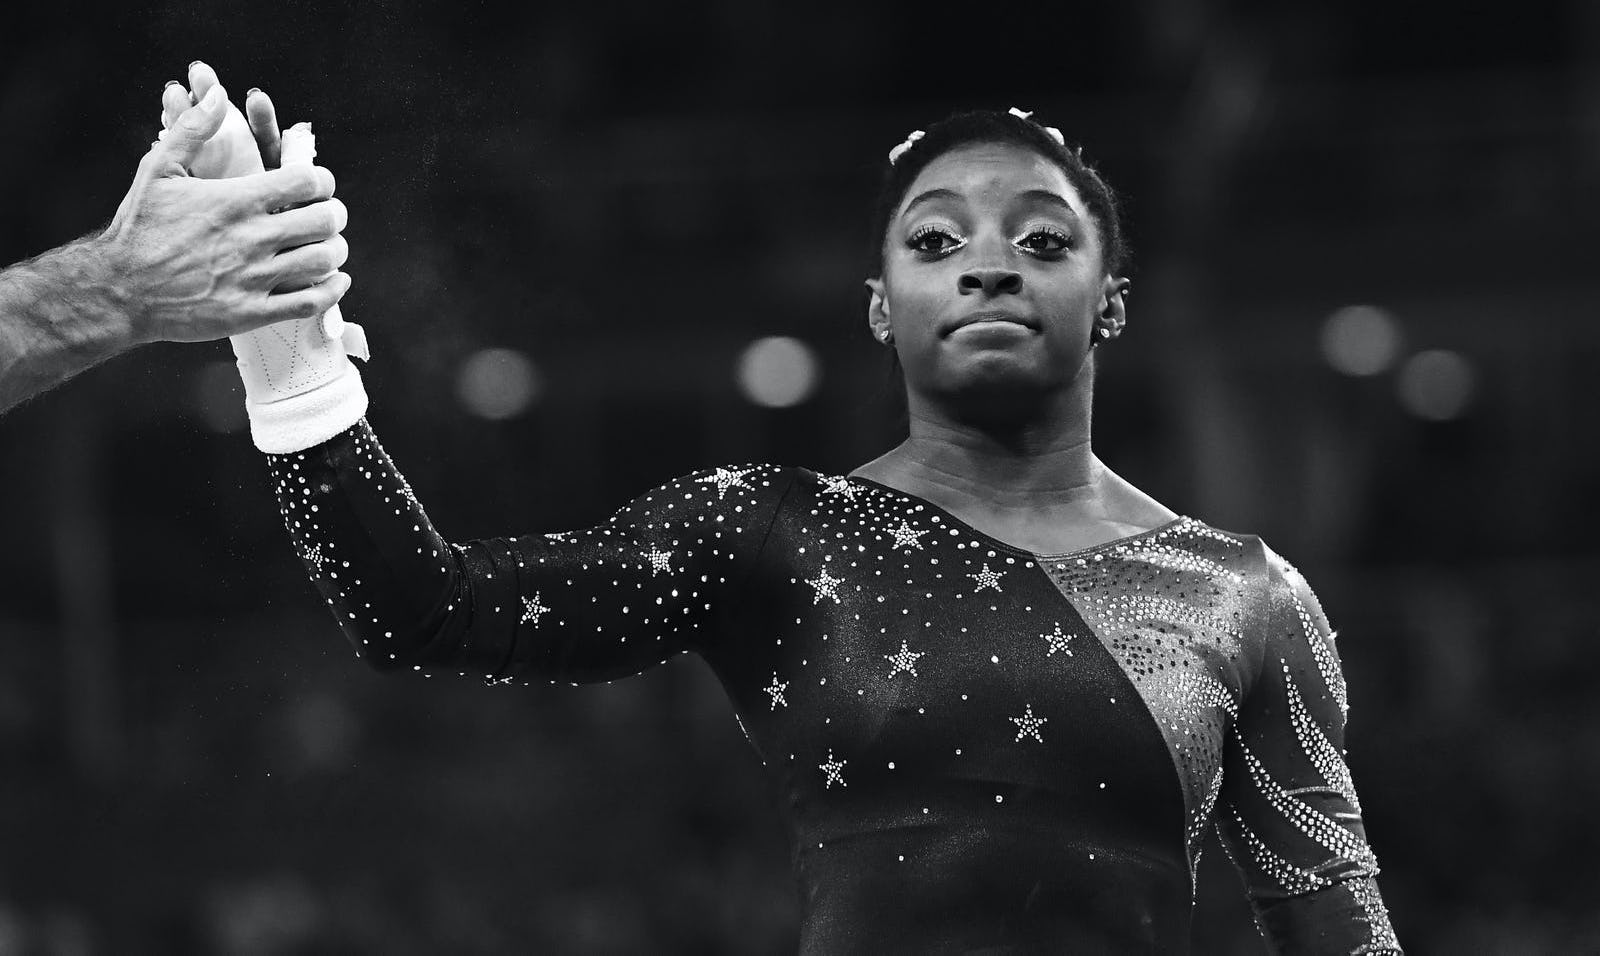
[879,328,894,344]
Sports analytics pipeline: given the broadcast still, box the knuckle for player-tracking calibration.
[317,165,337,197]
[268,167,304,206]
[250,264,283,292]
[316,204,340,237]
[290,164,319,199]
[326,198,349,234]
[170,117,203,141]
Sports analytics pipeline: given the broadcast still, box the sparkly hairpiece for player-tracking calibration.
[886,107,1070,166]
[1008,106,1066,148]
[887,129,925,165]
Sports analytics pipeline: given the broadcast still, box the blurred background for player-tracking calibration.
[2,0,1597,952]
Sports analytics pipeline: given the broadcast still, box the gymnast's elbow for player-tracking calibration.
[329,576,482,675]
[338,618,450,675]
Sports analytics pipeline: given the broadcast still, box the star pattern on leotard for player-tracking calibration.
[1041,623,1075,657]
[1010,703,1048,743]
[806,568,844,604]
[764,673,789,710]
[265,427,1399,946]
[520,592,550,626]
[643,545,675,576]
[820,475,859,501]
[884,640,925,678]
[697,466,755,499]
[969,563,1005,592]
[889,520,928,550]
[820,749,848,788]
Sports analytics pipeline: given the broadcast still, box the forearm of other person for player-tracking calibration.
[0,82,350,415]
[0,235,135,413]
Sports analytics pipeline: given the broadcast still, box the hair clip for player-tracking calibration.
[1008,106,1067,148]
[888,129,925,165]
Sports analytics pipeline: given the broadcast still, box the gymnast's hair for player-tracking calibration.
[868,109,1130,280]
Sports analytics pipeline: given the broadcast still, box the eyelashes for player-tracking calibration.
[904,224,1073,259]
[907,224,966,256]
[1015,224,1072,255]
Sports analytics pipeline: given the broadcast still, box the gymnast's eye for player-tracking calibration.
[906,224,966,257]
[1015,225,1072,256]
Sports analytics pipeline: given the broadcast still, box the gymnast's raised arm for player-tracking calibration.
[167,63,793,685]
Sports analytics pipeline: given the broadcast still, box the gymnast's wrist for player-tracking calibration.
[242,355,368,454]
[231,303,371,454]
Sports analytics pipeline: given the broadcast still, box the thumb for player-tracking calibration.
[154,84,229,171]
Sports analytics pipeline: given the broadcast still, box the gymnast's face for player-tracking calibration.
[866,142,1125,414]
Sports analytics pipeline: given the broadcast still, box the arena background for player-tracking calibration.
[2,1,1597,952]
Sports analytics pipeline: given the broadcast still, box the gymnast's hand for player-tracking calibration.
[92,69,348,347]
[159,62,347,294]
[159,61,370,454]
[160,62,282,177]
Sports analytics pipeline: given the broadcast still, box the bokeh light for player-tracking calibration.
[457,348,541,420]
[1320,305,1404,376]
[1397,349,1476,421]
[736,336,819,408]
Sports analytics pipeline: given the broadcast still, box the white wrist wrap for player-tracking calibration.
[229,123,370,454]
[234,304,369,453]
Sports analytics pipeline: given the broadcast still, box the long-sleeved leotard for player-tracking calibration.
[266,419,1401,955]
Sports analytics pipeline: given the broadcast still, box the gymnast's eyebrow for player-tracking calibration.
[900,188,964,217]
[902,187,1083,222]
[1014,189,1084,222]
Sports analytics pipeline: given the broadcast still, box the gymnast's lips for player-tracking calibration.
[945,310,1040,336]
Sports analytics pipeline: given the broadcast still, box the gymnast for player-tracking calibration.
[165,60,1400,954]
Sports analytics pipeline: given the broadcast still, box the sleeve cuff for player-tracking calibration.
[247,360,369,454]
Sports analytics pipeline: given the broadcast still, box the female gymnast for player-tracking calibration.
[165,62,1401,954]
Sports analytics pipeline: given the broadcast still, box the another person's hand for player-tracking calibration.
[98,75,350,346]
[158,61,369,455]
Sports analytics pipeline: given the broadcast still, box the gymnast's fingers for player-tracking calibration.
[161,81,191,130]
[187,60,221,103]
[244,89,282,170]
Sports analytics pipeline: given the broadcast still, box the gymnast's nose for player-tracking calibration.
[959,267,1023,296]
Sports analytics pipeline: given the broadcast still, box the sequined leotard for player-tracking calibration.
[267,420,1400,955]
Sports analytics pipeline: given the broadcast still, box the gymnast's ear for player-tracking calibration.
[1100,275,1129,321]
[865,277,891,342]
